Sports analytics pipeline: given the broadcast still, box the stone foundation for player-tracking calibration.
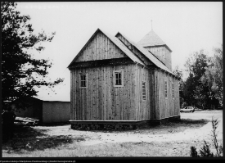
[70,120,150,131]
[70,116,180,131]
[71,123,137,131]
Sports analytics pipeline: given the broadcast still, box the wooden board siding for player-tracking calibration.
[70,71,73,120]
[133,65,151,121]
[75,32,126,62]
[145,46,172,71]
[154,69,180,120]
[71,64,137,120]
[116,33,153,66]
[148,68,156,120]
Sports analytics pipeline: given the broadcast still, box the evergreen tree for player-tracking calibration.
[1,2,63,109]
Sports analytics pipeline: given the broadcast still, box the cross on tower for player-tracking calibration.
[151,20,153,31]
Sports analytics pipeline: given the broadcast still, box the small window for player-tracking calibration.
[172,83,175,98]
[114,70,123,87]
[142,81,146,100]
[80,74,87,88]
[165,80,168,98]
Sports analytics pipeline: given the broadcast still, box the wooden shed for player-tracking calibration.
[14,97,70,124]
[68,28,180,130]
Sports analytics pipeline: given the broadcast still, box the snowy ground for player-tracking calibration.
[2,110,223,157]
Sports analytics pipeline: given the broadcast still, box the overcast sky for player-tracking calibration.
[16,2,222,101]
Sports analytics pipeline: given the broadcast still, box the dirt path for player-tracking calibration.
[34,110,223,146]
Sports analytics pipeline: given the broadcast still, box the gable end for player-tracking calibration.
[68,29,144,69]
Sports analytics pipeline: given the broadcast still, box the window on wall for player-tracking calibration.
[142,81,146,100]
[80,74,87,88]
[113,70,123,87]
[165,80,168,98]
[172,82,175,98]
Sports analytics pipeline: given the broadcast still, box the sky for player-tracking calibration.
[16,2,223,101]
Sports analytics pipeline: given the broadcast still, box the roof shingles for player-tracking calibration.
[138,30,166,47]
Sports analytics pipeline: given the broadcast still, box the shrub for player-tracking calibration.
[190,118,223,157]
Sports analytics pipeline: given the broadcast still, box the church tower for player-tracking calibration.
[138,26,172,71]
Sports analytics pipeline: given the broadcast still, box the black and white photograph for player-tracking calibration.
[1,2,223,157]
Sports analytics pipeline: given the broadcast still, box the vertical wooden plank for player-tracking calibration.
[120,66,124,120]
[93,68,96,120]
[74,70,77,120]
[79,70,81,120]
[70,71,73,120]
[129,65,132,120]
[122,66,125,120]
[92,68,94,120]
[106,66,109,120]
[156,70,160,120]
[71,71,73,121]
[86,68,89,120]
[135,66,139,120]
[138,66,141,120]
[72,71,75,120]
[76,70,79,120]
[141,67,144,120]
[84,69,87,120]
[128,65,132,120]
[131,65,135,120]
[140,66,142,120]
[81,73,83,120]
[102,67,105,120]
[149,69,153,120]
[108,66,111,120]
[107,66,110,120]
[104,66,107,120]
[75,70,78,120]
[89,68,92,119]
[99,67,102,120]
[110,66,114,120]
[148,70,151,120]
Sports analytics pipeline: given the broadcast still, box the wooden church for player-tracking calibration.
[68,28,180,130]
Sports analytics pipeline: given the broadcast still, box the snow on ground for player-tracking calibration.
[34,110,223,146]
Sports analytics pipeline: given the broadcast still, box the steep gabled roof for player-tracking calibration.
[115,32,176,77]
[68,28,144,68]
[138,30,172,52]
[102,29,144,65]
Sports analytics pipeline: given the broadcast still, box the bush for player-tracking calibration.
[190,118,223,157]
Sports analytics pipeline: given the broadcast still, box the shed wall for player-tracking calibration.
[42,102,70,123]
